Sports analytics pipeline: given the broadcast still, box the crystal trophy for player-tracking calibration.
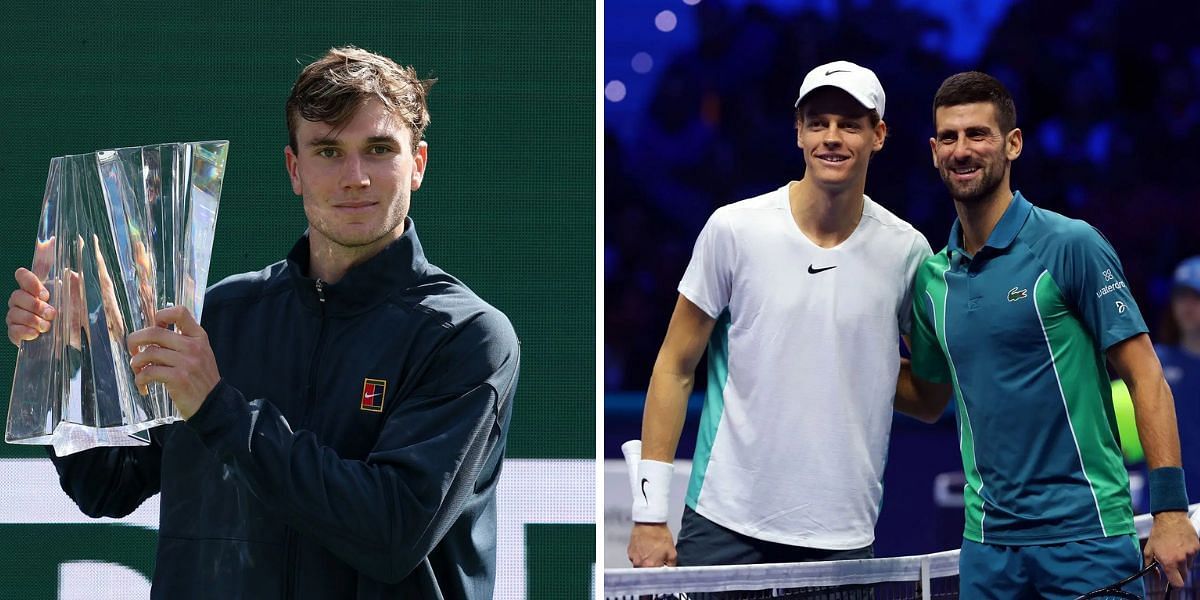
[6,141,228,456]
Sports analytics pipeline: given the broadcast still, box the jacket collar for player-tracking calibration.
[286,217,428,315]
[947,190,1032,260]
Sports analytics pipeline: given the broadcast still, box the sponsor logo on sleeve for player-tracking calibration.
[1095,269,1127,299]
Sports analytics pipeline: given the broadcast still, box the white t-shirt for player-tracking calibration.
[678,183,932,549]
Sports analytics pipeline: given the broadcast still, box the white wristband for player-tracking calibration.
[620,440,643,501]
[632,459,674,523]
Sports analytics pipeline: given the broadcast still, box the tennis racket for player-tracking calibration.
[1074,560,1170,599]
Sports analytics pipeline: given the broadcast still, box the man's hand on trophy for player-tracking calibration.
[127,305,220,420]
[6,267,56,346]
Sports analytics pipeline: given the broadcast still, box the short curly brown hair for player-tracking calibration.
[286,46,435,152]
[933,71,1017,134]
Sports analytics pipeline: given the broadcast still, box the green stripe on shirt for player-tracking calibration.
[687,310,731,508]
[1033,270,1134,537]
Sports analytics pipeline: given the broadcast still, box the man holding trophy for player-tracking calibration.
[5,46,519,599]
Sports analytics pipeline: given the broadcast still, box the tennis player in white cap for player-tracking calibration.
[627,60,936,569]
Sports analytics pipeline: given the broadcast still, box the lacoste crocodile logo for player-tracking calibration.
[1008,287,1028,302]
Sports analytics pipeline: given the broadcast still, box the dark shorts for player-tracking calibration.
[676,506,875,599]
[676,506,874,566]
[959,535,1144,600]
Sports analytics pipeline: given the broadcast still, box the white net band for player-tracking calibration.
[604,504,1200,598]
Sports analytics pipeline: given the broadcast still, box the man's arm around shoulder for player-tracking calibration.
[896,337,952,424]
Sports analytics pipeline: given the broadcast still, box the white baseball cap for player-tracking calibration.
[793,60,886,119]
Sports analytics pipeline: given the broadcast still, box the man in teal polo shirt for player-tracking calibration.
[902,71,1198,598]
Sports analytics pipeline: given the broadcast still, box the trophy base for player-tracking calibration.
[5,417,181,456]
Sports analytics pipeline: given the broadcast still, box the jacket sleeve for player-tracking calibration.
[46,430,164,518]
[184,309,519,584]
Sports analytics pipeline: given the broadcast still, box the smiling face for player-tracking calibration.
[796,87,886,192]
[931,101,1022,204]
[284,98,428,261]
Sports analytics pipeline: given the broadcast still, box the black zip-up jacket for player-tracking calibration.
[47,220,519,599]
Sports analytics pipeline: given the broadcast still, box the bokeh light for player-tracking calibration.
[605,80,627,102]
[654,10,678,32]
[631,52,654,74]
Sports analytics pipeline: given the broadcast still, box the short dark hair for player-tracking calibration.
[286,46,435,152]
[932,72,1017,133]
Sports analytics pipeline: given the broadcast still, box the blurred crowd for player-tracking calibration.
[605,0,1200,392]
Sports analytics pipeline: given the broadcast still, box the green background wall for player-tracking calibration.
[0,1,594,597]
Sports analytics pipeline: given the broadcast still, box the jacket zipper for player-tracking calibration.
[284,279,328,599]
[283,529,298,599]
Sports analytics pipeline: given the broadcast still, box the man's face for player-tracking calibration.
[796,88,885,191]
[284,98,428,256]
[930,102,1021,203]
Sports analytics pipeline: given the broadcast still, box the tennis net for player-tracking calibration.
[604,505,1200,599]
